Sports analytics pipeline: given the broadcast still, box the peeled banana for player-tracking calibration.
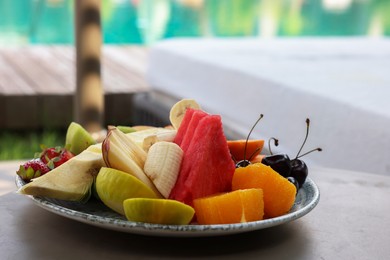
[142,129,177,152]
[169,99,201,129]
[127,128,176,151]
[144,141,184,198]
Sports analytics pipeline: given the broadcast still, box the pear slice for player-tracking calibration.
[123,198,195,225]
[18,146,104,202]
[96,167,158,215]
[102,128,162,197]
[65,122,97,155]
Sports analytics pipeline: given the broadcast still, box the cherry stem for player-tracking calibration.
[268,137,279,155]
[297,148,322,159]
[295,118,310,159]
[248,146,263,161]
[244,114,263,161]
[231,154,237,164]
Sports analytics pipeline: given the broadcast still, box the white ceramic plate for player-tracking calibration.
[15,176,319,237]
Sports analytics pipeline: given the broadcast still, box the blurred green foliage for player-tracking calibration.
[0,130,65,160]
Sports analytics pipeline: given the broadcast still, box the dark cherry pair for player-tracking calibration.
[236,118,321,191]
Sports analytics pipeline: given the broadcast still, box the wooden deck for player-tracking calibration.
[0,46,149,129]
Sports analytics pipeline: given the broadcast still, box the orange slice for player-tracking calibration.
[232,163,296,218]
[193,188,264,225]
[227,139,264,161]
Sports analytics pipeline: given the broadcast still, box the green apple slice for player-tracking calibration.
[123,198,195,225]
[116,125,136,134]
[65,122,96,155]
[96,167,158,215]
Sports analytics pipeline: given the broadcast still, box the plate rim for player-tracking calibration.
[15,176,320,237]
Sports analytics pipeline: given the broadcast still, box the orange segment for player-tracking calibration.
[227,139,264,161]
[193,189,264,225]
[232,163,296,218]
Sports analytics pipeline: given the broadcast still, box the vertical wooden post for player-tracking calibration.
[74,0,104,133]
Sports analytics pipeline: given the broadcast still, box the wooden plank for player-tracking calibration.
[105,46,148,75]
[48,46,77,91]
[50,46,149,94]
[2,95,39,129]
[0,95,5,128]
[124,46,149,61]
[0,46,150,129]
[105,93,138,126]
[0,46,149,96]
[38,94,73,128]
[50,46,75,64]
[1,48,69,94]
[30,46,75,92]
[0,50,36,95]
[102,47,149,93]
[21,47,74,93]
[102,53,147,93]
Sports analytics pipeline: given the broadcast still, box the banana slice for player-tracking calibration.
[127,128,175,149]
[169,99,201,129]
[144,141,183,198]
[142,129,177,152]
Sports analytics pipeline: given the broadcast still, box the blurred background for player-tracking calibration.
[1,0,389,161]
[1,0,389,46]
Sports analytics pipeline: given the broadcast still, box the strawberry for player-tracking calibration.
[16,158,50,182]
[39,145,74,169]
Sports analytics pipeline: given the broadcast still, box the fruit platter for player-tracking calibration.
[15,99,320,237]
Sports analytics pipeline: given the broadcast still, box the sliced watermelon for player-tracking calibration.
[169,114,235,206]
[173,108,196,146]
[179,109,208,153]
[171,109,207,201]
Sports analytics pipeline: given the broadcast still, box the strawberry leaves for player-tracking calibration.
[17,145,74,182]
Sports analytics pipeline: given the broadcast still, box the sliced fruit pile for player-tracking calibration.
[16,99,321,226]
